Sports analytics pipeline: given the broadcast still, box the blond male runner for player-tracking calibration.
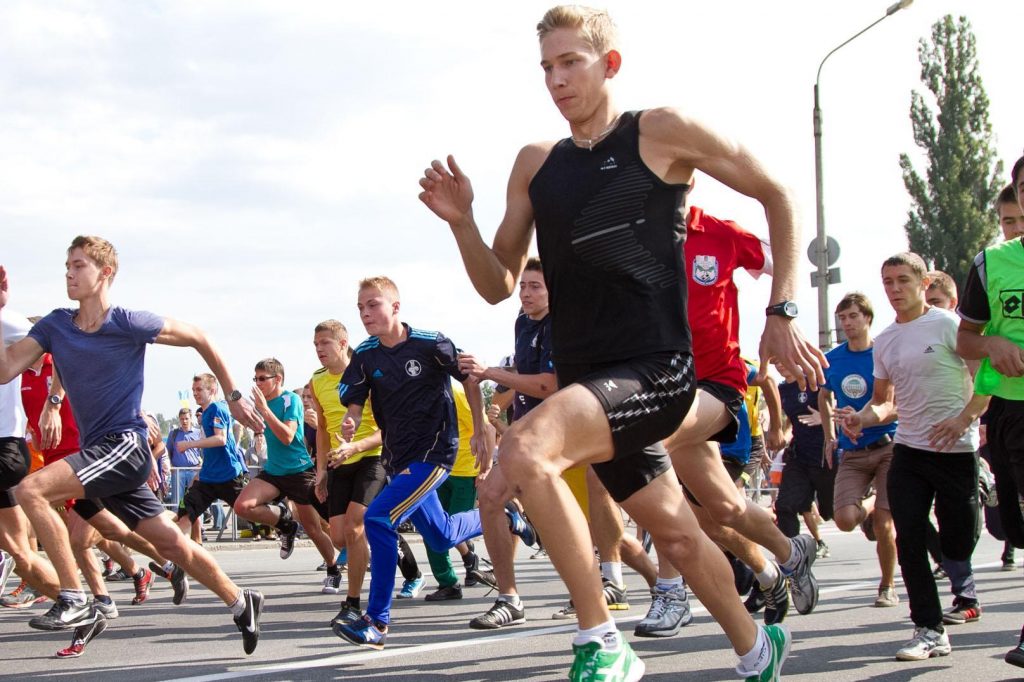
[419,7,825,681]
[0,236,266,654]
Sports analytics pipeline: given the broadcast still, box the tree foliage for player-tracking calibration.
[899,15,1002,288]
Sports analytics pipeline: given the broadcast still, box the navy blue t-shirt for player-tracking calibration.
[338,324,468,474]
[28,306,163,448]
[512,313,554,422]
[778,381,825,464]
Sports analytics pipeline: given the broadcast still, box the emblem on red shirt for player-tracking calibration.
[692,255,719,286]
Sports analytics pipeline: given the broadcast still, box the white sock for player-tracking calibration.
[779,539,802,572]
[600,562,624,586]
[162,561,174,574]
[755,562,780,589]
[573,620,621,650]
[655,576,684,592]
[229,590,245,617]
[735,626,770,677]
[59,589,87,606]
[498,593,522,607]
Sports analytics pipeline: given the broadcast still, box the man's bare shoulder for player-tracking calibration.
[512,140,558,176]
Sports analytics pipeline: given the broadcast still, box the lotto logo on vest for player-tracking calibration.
[1000,289,1023,319]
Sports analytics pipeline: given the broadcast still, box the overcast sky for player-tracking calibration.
[2,0,1021,417]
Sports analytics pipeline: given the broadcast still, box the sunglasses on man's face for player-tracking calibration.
[254,375,278,383]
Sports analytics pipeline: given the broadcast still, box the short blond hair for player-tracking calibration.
[314,319,348,341]
[68,235,118,279]
[359,276,400,303]
[537,5,618,55]
[192,373,218,391]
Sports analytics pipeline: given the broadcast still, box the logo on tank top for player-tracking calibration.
[405,360,422,377]
[840,374,868,400]
[692,255,719,286]
[600,156,618,171]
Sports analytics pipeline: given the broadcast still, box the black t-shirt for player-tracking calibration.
[778,381,824,463]
[512,313,554,421]
[528,110,692,364]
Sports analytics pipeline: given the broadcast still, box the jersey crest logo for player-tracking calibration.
[1000,289,1023,319]
[798,392,808,404]
[405,360,422,377]
[600,156,618,171]
[840,374,868,400]
[692,255,719,286]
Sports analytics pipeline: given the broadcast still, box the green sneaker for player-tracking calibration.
[569,640,645,682]
[742,624,791,682]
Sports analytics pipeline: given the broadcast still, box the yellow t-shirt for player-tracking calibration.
[450,380,481,478]
[310,366,381,465]
[741,356,764,438]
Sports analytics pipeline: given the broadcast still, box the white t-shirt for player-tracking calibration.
[874,306,979,452]
[1,311,32,439]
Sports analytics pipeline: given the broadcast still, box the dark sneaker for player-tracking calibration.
[279,520,299,560]
[739,624,790,681]
[602,579,629,610]
[504,503,538,548]
[1002,558,1016,572]
[782,535,818,615]
[634,585,691,638]
[815,539,830,559]
[148,561,171,580]
[101,557,115,579]
[334,614,387,650]
[131,568,154,605]
[169,564,190,605]
[744,583,766,614]
[105,568,131,582]
[233,589,264,655]
[425,584,463,601]
[29,598,98,631]
[466,567,498,590]
[731,555,755,596]
[55,613,108,659]
[331,603,362,627]
[1006,641,1024,668]
[933,564,947,580]
[942,599,982,625]
[568,640,644,682]
[470,598,526,630]
[895,626,951,661]
[762,573,790,625]
[321,572,343,595]
[861,512,877,542]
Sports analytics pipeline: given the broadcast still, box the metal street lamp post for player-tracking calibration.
[812,0,913,350]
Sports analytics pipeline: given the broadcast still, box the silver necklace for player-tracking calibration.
[571,115,620,151]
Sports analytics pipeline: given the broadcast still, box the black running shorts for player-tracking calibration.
[0,437,30,509]
[256,466,317,506]
[328,456,387,517]
[178,473,250,524]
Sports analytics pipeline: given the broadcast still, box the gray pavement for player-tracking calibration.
[1,524,1023,681]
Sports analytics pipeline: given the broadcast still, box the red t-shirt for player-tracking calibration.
[21,354,81,465]
[685,206,771,394]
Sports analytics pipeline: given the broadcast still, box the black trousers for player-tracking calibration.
[775,456,836,538]
[888,444,979,629]
[987,397,1024,548]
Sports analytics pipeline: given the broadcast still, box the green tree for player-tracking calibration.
[899,15,1002,288]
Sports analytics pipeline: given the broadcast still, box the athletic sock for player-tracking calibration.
[735,625,770,676]
[600,562,624,586]
[655,576,684,592]
[498,593,522,607]
[755,562,780,589]
[346,596,360,609]
[162,561,174,575]
[94,594,112,605]
[779,539,802,572]
[573,620,620,650]
[229,590,245,617]
[59,589,87,605]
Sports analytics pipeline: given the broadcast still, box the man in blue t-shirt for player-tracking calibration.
[233,358,340,582]
[819,292,899,608]
[166,407,203,538]
[0,236,265,655]
[175,373,249,548]
[332,276,532,650]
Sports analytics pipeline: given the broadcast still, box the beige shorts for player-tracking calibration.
[833,440,894,512]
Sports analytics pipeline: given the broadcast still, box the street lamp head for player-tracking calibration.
[886,0,913,16]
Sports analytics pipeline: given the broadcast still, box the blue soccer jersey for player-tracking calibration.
[824,342,897,451]
[339,324,467,474]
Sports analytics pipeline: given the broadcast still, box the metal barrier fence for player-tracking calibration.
[162,466,264,543]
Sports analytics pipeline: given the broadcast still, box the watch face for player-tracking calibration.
[227,390,242,402]
[784,302,799,317]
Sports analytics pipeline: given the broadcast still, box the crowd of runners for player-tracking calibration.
[1,6,1023,681]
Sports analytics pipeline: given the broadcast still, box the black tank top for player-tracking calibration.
[528,110,692,364]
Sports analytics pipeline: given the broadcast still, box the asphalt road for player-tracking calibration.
[2,524,1022,681]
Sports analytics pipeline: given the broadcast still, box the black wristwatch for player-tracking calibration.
[47,394,63,407]
[765,301,799,319]
[226,389,243,403]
